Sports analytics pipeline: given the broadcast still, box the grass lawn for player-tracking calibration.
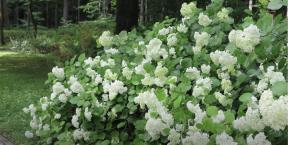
[0,51,55,145]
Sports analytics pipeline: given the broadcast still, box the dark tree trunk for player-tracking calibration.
[0,0,5,45]
[139,0,144,25]
[46,1,49,27]
[116,0,139,33]
[63,0,69,23]
[28,0,37,38]
[15,0,19,26]
[77,0,80,22]
[102,0,111,17]
[55,1,58,27]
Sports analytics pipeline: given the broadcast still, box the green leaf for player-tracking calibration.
[224,111,235,124]
[143,63,155,74]
[78,53,86,62]
[155,88,167,101]
[175,81,191,93]
[117,122,126,129]
[134,120,146,130]
[256,13,274,34]
[204,95,217,105]
[268,0,283,10]
[207,106,219,116]
[173,96,183,108]
[271,81,288,96]
[239,93,253,103]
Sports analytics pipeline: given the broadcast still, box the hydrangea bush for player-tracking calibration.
[24,0,288,144]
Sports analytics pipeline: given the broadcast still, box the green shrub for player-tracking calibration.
[23,1,287,145]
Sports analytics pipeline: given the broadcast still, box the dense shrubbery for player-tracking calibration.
[23,0,288,144]
[5,18,115,59]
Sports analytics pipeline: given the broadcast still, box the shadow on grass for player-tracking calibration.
[0,51,55,145]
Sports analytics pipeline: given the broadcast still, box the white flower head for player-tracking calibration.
[198,13,212,26]
[98,31,113,47]
[180,2,197,17]
[25,131,34,139]
[52,66,64,80]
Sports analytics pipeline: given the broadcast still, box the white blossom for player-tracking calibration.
[167,33,178,46]
[246,132,271,145]
[177,24,188,33]
[180,2,197,17]
[228,25,260,53]
[186,102,206,124]
[103,80,127,100]
[98,31,113,47]
[212,110,225,123]
[70,81,84,94]
[198,13,212,26]
[52,82,65,95]
[52,66,64,80]
[84,107,92,121]
[194,32,210,48]
[216,132,238,145]
[145,38,168,60]
[210,50,237,68]
[25,131,34,138]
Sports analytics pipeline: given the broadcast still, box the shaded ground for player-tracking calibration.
[0,51,54,145]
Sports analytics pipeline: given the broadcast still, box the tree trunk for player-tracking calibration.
[145,0,148,23]
[55,1,58,27]
[77,0,80,22]
[116,0,139,33]
[102,0,111,17]
[46,1,49,27]
[28,0,37,38]
[15,0,19,27]
[63,0,69,23]
[0,0,5,45]
[139,0,144,25]
[3,0,8,26]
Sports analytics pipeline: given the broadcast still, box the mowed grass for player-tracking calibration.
[0,51,54,145]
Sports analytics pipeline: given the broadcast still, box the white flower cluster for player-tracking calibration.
[198,13,212,27]
[103,80,127,100]
[185,67,200,80]
[104,48,119,55]
[98,31,113,47]
[167,33,178,46]
[180,2,197,17]
[167,129,181,145]
[72,108,81,128]
[177,23,188,33]
[210,50,237,69]
[186,101,206,124]
[259,90,288,130]
[246,132,271,145]
[233,107,265,132]
[182,129,210,145]
[158,27,173,36]
[141,63,171,87]
[263,66,285,85]
[73,128,89,141]
[52,66,64,80]
[229,24,261,53]
[193,32,211,54]
[192,77,212,98]
[217,8,230,22]
[134,90,174,140]
[68,76,84,94]
[145,38,168,60]
[212,110,225,123]
[216,132,237,145]
[214,92,232,106]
